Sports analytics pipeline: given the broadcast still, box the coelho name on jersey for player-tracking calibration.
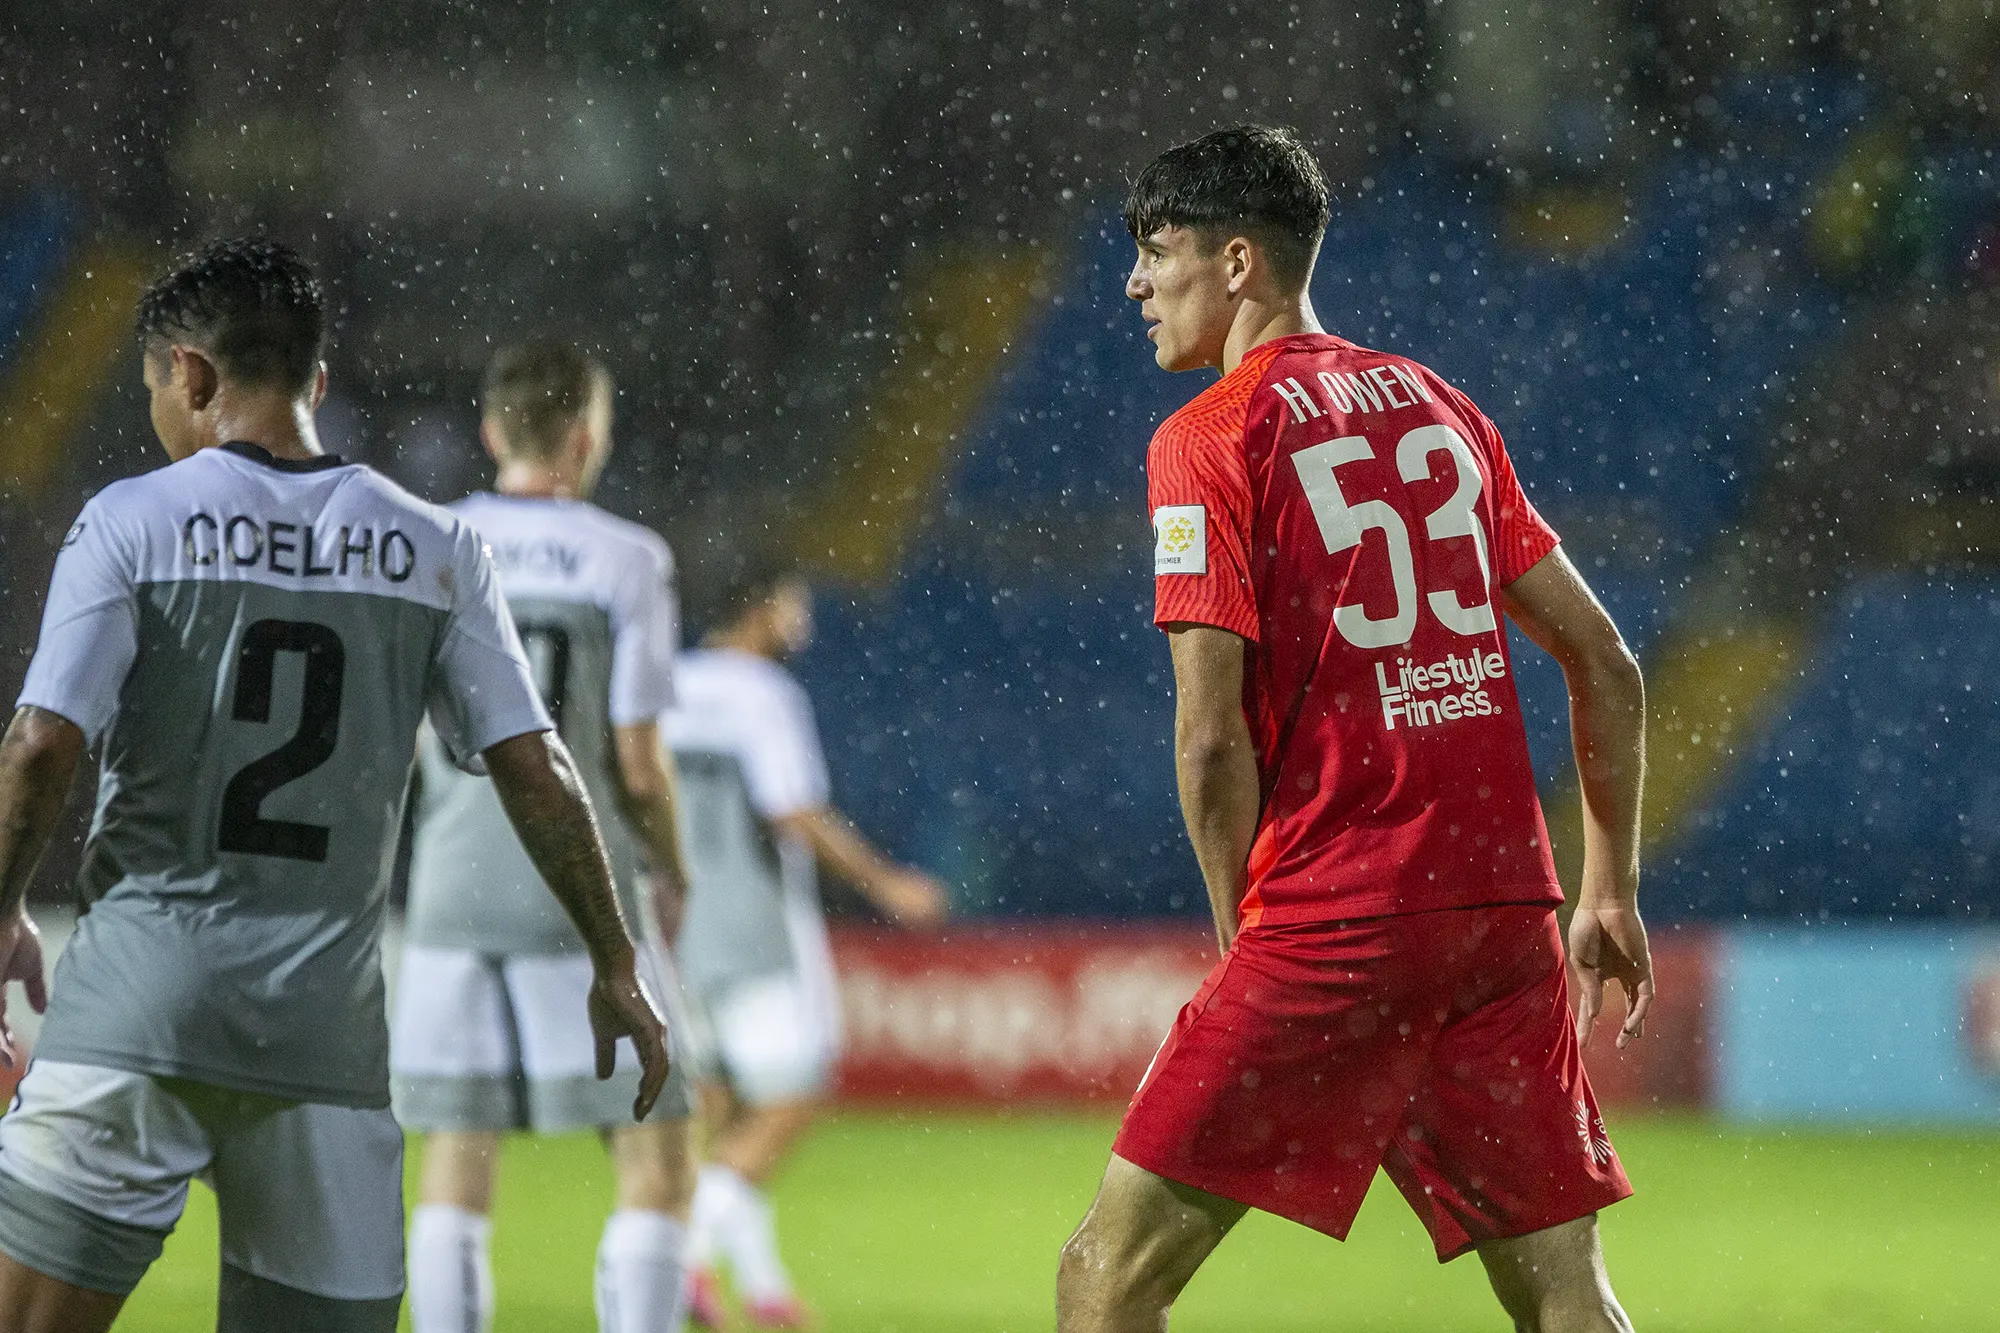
[183,512,418,582]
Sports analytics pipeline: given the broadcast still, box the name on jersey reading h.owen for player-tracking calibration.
[183,513,417,582]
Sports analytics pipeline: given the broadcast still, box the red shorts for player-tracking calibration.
[1113,905,1631,1260]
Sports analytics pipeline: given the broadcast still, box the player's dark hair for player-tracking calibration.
[481,339,609,460]
[1124,124,1330,289]
[135,237,326,395]
[695,549,803,636]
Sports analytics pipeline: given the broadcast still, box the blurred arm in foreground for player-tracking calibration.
[0,707,77,1065]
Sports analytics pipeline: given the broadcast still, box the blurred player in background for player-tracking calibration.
[666,560,949,1328]
[391,341,696,1333]
[0,240,667,1333]
[1056,126,1652,1331]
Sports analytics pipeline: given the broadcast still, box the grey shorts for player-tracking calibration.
[0,1060,404,1303]
[389,942,691,1132]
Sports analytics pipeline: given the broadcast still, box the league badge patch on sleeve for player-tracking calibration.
[1152,505,1206,575]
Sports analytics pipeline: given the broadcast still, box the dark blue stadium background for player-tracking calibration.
[797,74,2000,924]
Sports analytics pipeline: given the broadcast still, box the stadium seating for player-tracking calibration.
[1652,575,2000,921]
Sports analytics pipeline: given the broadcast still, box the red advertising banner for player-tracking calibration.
[830,922,1716,1110]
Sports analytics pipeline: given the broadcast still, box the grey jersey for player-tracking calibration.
[402,494,678,956]
[664,649,831,997]
[16,442,550,1108]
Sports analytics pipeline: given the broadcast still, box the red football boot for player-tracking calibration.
[684,1268,728,1329]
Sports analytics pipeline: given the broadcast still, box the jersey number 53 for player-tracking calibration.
[1291,423,1496,651]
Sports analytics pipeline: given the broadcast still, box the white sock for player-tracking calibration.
[687,1166,725,1272]
[700,1165,793,1304]
[596,1208,691,1333]
[408,1204,493,1333]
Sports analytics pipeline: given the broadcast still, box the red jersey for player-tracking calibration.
[1149,333,1563,926]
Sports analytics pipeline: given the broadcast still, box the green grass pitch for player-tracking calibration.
[113,1111,1997,1331]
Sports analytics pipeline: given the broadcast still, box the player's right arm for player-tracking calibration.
[1165,625,1260,954]
[1498,547,1652,1048]
[0,496,143,1064]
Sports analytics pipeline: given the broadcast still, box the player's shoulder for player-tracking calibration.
[677,647,806,711]
[573,501,674,576]
[456,494,671,576]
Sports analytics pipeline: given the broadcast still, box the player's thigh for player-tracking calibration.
[507,946,693,1131]
[217,1262,399,1333]
[0,1062,209,1302]
[1384,908,1630,1261]
[0,1251,125,1333]
[1476,1214,1626,1328]
[209,1100,405,1304]
[708,972,837,1106]
[1059,1154,1246,1306]
[388,945,522,1132]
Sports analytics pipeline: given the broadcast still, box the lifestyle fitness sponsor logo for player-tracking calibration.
[1374,648,1507,731]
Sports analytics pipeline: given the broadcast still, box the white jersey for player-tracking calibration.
[402,493,678,955]
[664,648,831,997]
[16,441,549,1108]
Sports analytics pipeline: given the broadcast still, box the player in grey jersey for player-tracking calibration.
[0,240,667,1333]
[667,561,948,1328]
[391,341,698,1333]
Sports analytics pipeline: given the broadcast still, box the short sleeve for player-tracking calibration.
[740,673,831,819]
[427,526,554,772]
[607,535,679,726]
[17,499,139,743]
[1478,412,1560,584]
[1148,413,1258,641]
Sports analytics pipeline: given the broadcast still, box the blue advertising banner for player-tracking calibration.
[1718,927,2000,1122]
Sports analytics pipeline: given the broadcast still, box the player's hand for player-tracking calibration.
[587,960,670,1120]
[876,868,949,927]
[1568,902,1653,1050]
[0,906,47,1071]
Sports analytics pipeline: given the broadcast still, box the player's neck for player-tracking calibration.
[1219,294,1322,376]
[707,626,780,661]
[493,460,587,500]
[203,390,324,463]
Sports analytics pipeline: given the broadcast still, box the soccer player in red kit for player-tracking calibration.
[1055,126,1653,1333]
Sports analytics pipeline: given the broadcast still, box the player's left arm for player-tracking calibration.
[775,807,948,927]
[1165,623,1261,955]
[1499,547,1651,1048]
[607,537,689,938]
[611,721,691,938]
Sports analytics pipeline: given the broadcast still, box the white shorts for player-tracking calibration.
[0,1060,403,1301]
[683,970,842,1105]
[389,942,691,1132]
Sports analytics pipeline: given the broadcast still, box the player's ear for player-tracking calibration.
[478,417,508,465]
[1223,236,1254,295]
[307,362,328,412]
[173,345,220,413]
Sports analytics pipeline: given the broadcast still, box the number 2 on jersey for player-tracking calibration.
[1291,423,1497,649]
[218,619,346,862]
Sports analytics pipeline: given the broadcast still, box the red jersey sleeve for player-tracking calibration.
[1148,406,1258,641]
[1483,416,1560,584]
